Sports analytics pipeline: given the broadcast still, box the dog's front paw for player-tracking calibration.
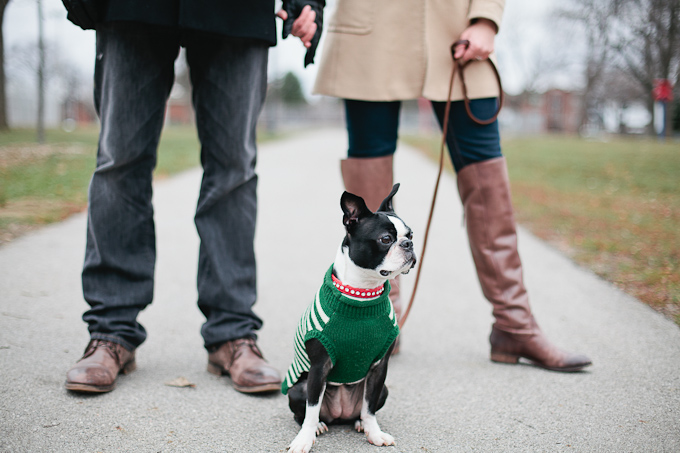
[357,418,395,446]
[288,428,317,453]
[366,430,395,447]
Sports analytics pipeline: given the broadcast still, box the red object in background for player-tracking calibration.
[653,79,674,102]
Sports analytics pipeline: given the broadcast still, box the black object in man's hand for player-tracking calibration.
[61,0,100,30]
[281,0,325,67]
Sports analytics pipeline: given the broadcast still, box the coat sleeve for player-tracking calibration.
[467,0,505,32]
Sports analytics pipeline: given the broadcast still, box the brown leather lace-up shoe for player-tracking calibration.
[207,337,282,394]
[65,339,136,393]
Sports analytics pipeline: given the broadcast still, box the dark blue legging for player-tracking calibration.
[344,98,502,173]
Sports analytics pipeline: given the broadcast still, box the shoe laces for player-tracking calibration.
[83,339,122,366]
[231,337,263,362]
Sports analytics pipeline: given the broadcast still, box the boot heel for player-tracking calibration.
[490,351,519,364]
[122,360,137,374]
[206,362,224,376]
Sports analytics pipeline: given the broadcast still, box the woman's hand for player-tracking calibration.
[453,18,497,62]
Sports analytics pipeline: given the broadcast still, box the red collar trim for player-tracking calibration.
[331,274,385,299]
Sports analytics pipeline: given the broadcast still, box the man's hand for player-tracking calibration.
[277,0,325,67]
[453,18,497,63]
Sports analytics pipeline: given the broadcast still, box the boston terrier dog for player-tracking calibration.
[282,183,416,453]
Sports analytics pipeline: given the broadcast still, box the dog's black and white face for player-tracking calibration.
[334,183,417,289]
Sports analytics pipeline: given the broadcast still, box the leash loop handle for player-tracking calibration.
[451,39,504,125]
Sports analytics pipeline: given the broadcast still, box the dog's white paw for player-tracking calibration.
[288,428,316,453]
[366,430,395,447]
[357,418,395,446]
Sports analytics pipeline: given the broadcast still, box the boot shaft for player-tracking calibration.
[456,157,533,334]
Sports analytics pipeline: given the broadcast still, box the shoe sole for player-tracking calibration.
[490,352,592,372]
[530,361,592,373]
[64,382,115,393]
[233,382,282,394]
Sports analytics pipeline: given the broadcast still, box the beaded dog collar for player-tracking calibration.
[331,274,385,299]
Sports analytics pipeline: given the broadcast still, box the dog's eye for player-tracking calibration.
[380,235,393,245]
[407,231,413,240]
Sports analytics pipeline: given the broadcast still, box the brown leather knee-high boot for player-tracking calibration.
[341,155,403,351]
[457,157,591,372]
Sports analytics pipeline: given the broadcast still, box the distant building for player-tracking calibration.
[61,98,97,125]
[542,90,581,133]
[501,89,583,135]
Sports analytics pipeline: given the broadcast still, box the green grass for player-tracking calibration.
[0,125,280,243]
[403,134,680,326]
[0,127,98,237]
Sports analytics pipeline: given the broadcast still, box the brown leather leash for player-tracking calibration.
[398,39,503,330]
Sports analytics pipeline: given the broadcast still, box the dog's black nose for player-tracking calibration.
[400,239,413,250]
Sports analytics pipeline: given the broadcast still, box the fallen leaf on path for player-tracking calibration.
[164,377,196,388]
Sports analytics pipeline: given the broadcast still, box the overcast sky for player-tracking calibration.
[4,0,567,98]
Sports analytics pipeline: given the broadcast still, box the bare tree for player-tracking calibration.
[597,67,648,132]
[497,6,575,95]
[3,0,49,142]
[557,0,680,135]
[613,0,680,136]
[37,0,45,143]
[558,0,620,129]
[7,35,90,133]
[0,0,10,131]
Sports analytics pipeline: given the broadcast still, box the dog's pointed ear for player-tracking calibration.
[377,183,400,213]
[341,191,372,230]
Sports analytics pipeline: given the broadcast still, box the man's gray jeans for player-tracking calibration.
[82,23,268,351]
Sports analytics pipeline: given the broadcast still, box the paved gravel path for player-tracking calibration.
[1,129,678,452]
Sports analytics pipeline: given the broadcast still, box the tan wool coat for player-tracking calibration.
[313,0,505,102]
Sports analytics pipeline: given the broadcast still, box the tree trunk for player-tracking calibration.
[0,0,10,131]
[36,0,45,143]
[647,96,656,136]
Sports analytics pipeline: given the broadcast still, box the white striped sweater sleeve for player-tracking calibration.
[282,288,330,394]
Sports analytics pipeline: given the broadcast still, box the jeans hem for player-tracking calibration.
[204,332,258,352]
[90,333,137,352]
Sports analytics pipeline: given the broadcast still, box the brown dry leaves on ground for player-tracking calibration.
[0,199,85,243]
[164,377,197,388]
[512,181,679,324]
[0,144,90,245]
[0,144,87,168]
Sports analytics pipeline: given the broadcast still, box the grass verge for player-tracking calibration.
[0,125,278,244]
[403,134,680,326]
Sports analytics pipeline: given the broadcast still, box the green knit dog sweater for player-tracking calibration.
[281,265,400,395]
